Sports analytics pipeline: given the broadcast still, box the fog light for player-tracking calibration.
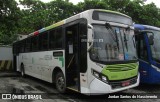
[92,69,108,83]
[102,76,106,81]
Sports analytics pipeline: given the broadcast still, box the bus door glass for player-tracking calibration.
[136,33,150,82]
[65,23,80,91]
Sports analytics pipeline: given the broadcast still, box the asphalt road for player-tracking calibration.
[0,72,160,102]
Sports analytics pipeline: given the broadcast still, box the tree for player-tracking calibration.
[18,0,48,34]
[18,0,78,34]
[0,0,21,45]
[47,0,78,22]
[1,0,160,45]
[77,0,108,12]
[142,3,160,26]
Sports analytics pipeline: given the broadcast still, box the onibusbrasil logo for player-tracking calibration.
[2,94,42,100]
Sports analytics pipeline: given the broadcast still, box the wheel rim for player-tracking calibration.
[57,76,65,91]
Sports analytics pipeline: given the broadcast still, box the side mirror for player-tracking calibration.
[105,23,111,29]
[149,34,154,45]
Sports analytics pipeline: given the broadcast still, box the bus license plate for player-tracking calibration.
[122,81,130,86]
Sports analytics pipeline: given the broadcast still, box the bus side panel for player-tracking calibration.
[47,50,65,82]
[18,50,65,83]
[41,50,65,83]
[19,53,32,76]
[40,51,51,82]
[31,52,42,79]
[149,64,160,84]
[139,60,150,83]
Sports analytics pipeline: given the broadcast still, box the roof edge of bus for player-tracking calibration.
[27,9,130,37]
[134,24,160,31]
[45,20,65,31]
[93,9,131,18]
[28,11,83,37]
[27,20,65,37]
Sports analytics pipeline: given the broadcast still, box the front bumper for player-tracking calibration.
[89,73,140,95]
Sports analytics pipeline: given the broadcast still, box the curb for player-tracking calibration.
[0,72,20,77]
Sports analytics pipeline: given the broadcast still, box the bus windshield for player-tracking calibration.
[121,27,137,60]
[148,30,160,62]
[90,24,137,63]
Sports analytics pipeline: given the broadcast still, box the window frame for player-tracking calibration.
[48,26,64,50]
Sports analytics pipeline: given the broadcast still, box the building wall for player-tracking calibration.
[0,46,13,71]
[0,46,12,60]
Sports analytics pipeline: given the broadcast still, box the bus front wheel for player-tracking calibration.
[21,64,25,77]
[55,72,66,93]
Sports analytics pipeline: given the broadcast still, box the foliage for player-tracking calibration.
[0,0,160,45]
[0,0,21,44]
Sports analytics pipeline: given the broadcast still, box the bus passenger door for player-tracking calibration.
[136,33,151,83]
[65,19,88,92]
[65,23,80,91]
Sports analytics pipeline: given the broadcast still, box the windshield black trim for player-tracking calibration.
[90,58,138,65]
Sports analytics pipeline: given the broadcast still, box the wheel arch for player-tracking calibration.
[52,67,64,83]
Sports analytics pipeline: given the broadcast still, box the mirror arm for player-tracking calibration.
[87,41,93,52]
[87,24,94,52]
[88,24,93,29]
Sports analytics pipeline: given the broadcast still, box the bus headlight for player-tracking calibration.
[91,69,108,83]
[102,75,107,82]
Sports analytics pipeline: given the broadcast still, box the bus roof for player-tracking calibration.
[27,9,131,37]
[95,9,131,18]
[134,24,160,31]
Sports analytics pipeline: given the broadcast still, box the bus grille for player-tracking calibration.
[106,63,137,72]
[109,77,137,89]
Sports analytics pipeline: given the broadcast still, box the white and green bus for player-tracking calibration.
[13,9,139,95]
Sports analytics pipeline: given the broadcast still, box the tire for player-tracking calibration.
[21,64,25,77]
[55,72,66,93]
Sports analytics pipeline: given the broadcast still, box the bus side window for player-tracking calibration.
[20,40,25,53]
[25,38,31,52]
[55,28,63,49]
[31,36,38,51]
[49,29,56,50]
[49,27,63,50]
[39,32,48,51]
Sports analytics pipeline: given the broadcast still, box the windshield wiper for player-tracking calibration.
[114,30,119,51]
[123,27,129,51]
[105,23,116,41]
[105,23,119,50]
[132,35,136,48]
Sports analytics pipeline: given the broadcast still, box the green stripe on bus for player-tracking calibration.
[101,63,138,80]
[45,20,65,31]
[59,57,64,67]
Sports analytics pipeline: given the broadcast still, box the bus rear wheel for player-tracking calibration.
[55,72,66,93]
[21,64,25,77]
